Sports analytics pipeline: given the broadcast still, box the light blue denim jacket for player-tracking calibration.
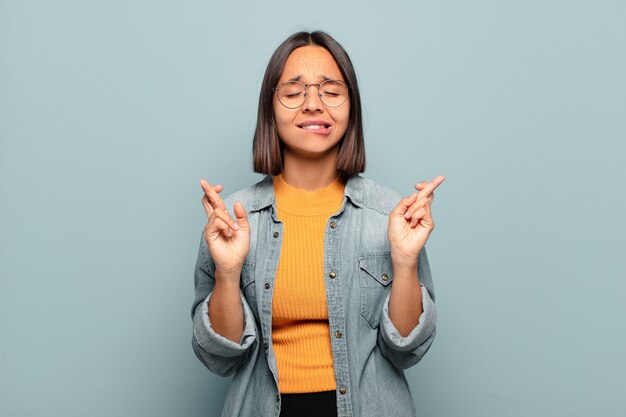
[191,175,437,417]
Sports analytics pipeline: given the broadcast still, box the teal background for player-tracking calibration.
[1,0,625,416]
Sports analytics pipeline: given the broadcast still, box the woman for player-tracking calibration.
[192,31,444,417]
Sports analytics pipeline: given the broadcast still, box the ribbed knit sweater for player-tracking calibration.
[272,175,345,393]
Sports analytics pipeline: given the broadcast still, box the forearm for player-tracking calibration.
[208,269,244,343]
[388,261,423,337]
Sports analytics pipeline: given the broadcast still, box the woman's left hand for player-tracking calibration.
[388,175,445,267]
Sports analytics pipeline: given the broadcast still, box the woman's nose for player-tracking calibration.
[301,85,324,112]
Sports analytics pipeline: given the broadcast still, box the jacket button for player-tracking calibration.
[264,282,270,289]
[330,221,337,229]
[339,387,347,395]
[329,271,336,279]
[273,231,279,238]
[276,394,280,402]
[264,342,269,350]
[381,273,389,282]
[335,330,342,338]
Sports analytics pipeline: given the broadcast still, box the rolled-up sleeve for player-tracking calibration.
[192,292,257,375]
[377,247,437,369]
[380,285,436,349]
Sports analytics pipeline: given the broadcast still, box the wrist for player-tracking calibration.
[390,250,418,270]
[214,267,242,287]
[392,262,418,278]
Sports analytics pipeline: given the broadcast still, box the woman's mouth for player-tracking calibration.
[297,121,332,135]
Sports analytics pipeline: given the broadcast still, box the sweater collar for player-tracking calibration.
[273,175,344,215]
[249,174,365,213]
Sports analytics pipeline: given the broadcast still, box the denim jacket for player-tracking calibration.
[191,175,437,417]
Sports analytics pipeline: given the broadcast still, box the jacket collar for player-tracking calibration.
[248,175,365,213]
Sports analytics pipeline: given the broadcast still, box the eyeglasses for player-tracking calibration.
[273,80,349,109]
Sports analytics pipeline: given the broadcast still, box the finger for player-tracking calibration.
[414,181,429,190]
[212,207,240,231]
[214,217,233,238]
[200,180,227,211]
[201,194,214,218]
[415,184,433,201]
[415,176,445,191]
[200,179,218,196]
[200,179,224,194]
[403,196,429,219]
[200,178,223,192]
[423,199,435,230]
[200,180,239,231]
[392,192,418,216]
[424,197,433,219]
[410,207,427,227]
[233,201,248,228]
[417,176,445,200]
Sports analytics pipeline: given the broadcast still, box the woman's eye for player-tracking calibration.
[285,92,302,98]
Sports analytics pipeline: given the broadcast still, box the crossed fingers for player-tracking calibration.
[200,179,239,237]
[403,175,445,227]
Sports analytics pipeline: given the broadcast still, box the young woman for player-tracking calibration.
[192,31,444,417]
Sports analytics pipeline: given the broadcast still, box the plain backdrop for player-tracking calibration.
[1,1,625,416]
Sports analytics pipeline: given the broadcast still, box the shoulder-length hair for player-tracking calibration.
[252,31,365,180]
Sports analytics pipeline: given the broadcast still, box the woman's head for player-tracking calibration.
[252,31,365,179]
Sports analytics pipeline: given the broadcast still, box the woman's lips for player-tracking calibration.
[299,125,332,135]
[298,121,332,135]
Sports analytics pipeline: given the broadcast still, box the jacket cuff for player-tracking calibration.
[193,292,256,357]
[380,284,436,352]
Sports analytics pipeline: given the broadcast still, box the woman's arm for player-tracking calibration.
[191,180,256,376]
[388,261,423,337]
[379,176,443,368]
[208,269,245,342]
[386,176,443,335]
[199,179,250,342]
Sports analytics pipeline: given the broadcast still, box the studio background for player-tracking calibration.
[1,1,625,416]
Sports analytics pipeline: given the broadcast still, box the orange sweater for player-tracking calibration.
[272,175,345,393]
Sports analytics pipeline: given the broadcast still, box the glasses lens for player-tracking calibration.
[320,81,348,107]
[277,82,305,108]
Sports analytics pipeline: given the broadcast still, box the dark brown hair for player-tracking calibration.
[252,31,365,180]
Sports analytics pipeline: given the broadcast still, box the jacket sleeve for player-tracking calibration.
[191,231,257,376]
[377,247,437,370]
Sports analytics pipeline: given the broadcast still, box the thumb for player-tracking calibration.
[233,201,249,229]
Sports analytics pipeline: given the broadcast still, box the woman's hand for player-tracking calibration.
[388,176,445,268]
[200,179,250,280]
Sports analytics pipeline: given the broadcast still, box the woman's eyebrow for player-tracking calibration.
[286,74,340,83]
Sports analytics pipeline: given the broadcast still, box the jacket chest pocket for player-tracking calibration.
[358,252,393,328]
[240,261,259,320]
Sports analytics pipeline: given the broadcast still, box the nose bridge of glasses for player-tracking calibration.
[304,83,323,97]
[302,83,323,107]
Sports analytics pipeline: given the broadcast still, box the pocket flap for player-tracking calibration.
[358,252,393,286]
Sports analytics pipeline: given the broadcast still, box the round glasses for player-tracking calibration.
[273,80,349,109]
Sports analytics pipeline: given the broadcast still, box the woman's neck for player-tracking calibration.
[281,152,341,191]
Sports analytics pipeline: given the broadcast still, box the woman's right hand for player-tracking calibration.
[200,179,250,281]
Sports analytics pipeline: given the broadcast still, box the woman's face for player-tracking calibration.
[273,45,350,161]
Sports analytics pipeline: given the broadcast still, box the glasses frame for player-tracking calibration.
[273,79,350,109]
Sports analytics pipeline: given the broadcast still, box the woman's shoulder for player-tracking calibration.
[221,176,274,215]
[346,175,402,215]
